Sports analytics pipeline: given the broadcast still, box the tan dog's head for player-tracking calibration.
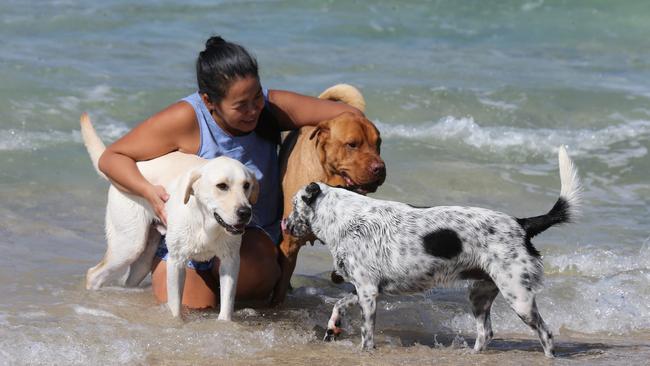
[309,111,385,194]
[183,156,259,235]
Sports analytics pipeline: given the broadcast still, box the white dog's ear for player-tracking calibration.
[183,169,202,204]
[248,173,260,205]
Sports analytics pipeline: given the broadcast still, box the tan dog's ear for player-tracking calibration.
[248,172,260,205]
[310,119,334,167]
[309,119,332,143]
[183,169,202,204]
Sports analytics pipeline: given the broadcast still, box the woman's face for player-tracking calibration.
[206,76,264,135]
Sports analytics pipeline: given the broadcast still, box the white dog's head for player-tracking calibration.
[282,182,327,239]
[182,156,259,235]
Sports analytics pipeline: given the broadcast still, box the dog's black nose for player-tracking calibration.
[237,206,252,221]
[370,161,386,178]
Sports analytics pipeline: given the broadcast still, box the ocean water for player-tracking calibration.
[1,1,649,364]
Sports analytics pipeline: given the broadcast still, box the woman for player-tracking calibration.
[98,36,362,308]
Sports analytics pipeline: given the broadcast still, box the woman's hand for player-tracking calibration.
[145,184,170,225]
[96,101,199,227]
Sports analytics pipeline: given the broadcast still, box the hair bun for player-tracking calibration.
[205,36,227,50]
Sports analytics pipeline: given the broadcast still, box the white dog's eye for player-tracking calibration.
[243,182,250,190]
[216,183,229,191]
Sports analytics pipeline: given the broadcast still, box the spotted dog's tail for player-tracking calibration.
[517,146,582,239]
[79,113,108,180]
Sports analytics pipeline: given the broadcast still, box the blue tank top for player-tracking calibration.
[181,90,282,243]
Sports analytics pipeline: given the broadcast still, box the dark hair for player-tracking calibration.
[196,36,259,103]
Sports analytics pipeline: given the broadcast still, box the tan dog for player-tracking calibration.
[272,84,386,305]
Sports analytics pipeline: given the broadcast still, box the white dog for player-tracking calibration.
[80,114,258,320]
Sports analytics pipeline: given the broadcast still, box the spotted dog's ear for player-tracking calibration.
[302,182,322,205]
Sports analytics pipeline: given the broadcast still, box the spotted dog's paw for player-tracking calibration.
[323,319,343,342]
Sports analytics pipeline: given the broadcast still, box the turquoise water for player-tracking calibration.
[1,1,649,364]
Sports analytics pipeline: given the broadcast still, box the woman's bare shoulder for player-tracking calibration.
[147,100,197,130]
[107,100,200,159]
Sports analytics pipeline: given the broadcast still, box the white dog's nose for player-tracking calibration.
[236,206,252,222]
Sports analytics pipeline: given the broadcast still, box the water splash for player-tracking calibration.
[376,116,650,166]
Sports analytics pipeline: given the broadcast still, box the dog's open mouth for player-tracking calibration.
[340,173,381,195]
[213,212,246,235]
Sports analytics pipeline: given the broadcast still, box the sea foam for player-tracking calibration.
[375,115,650,166]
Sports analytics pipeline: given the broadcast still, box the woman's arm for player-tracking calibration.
[266,89,364,130]
[97,101,199,223]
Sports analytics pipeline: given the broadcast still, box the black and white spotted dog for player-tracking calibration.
[282,146,581,358]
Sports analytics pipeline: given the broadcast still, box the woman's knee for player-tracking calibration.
[151,258,219,309]
[245,230,279,273]
[235,229,280,298]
